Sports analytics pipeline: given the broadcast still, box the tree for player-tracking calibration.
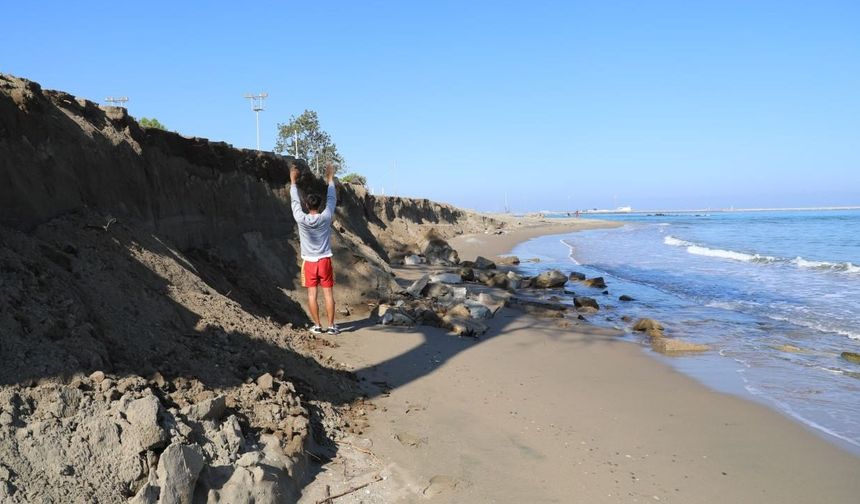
[274,110,345,176]
[341,172,367,186]
[139,117,166,130]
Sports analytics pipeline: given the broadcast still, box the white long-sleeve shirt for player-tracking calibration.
[290,182,337,261]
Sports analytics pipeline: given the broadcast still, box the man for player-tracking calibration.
[289,162,339,334]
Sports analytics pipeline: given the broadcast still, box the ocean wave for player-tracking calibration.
[791,257,860,274]
[764,313,860,341]
[663,236,859,274]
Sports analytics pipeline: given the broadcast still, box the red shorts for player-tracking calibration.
[302,257,334,288]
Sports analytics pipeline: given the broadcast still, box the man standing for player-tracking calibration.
[290,162,339,334]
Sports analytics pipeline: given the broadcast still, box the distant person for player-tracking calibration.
[575,210,580,218]
[290,162,339,334]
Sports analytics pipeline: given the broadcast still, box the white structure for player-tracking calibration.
[243,92,268,151]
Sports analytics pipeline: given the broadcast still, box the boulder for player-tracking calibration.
[568,271,586,281]
[474,269,496,284]
[124,395,168,452]
[156,443,205,504]
[484,272,509,289]
[430,272,462,284]
[573,296,600,310]
[403,254,425,266]
[256,373,275,390]
[473,256,496,269]
[532,270,567,288]
[652,338,709,355]
[842,352,860,364]
[459,267,475,282]
[445,303,473,319]
[406,274,431,297]
[632,318,663,332]
[584,277,607,289]
[442,316,489,337]
[181,395,227,422]
[618,294,635,302]
[424,282,453,299]
[421,232,460,266]
[381,309,416,326]
[475,293,505,315]
[496,255,520,266]
[505,271,525,289]
[464,300,493,319]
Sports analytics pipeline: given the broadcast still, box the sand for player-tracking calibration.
[300,220,860,504]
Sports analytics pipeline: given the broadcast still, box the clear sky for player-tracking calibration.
[3,1,859,211]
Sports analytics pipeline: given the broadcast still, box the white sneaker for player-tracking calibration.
[309,325,323,334]
[326,325,341,335]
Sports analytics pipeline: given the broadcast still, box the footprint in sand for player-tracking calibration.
[394,431,427,448]
[423,475,459,496]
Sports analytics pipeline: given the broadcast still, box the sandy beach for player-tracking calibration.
[301,219,860,504]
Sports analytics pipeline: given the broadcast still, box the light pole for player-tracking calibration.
[243,92,268,151]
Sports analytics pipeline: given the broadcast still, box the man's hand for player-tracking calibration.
[325,162,336,184]
[289,164,299,185]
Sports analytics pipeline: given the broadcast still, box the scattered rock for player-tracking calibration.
[475,292,505,315]
[841,352,860,364]
[181,395,227,422]
[424,282,453,299]
[403,254,425,265]
[429,272,462,284]
[406,274,431,297]
[442,315,488,337]
[652,338,709,355]
[421,232,460,266]
[775,344,805,353]
[633,318,663,332]
[256,373,275,390]
[473,256,496,269]
[156,443,205,504]
[618,295,635,302]
[532,270,567,288]
[573,296,600,310]
[124,395,168,452]
[584,277,607,289]
[459,266,475,282]
[89,370,106,383]
[381,309,416,326]
[495,255,520,265]
[568,271,586,281]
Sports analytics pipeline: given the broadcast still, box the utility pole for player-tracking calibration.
[104,96,129,107]
[243,92,268,151]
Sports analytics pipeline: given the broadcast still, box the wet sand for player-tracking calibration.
[301,219,860,503]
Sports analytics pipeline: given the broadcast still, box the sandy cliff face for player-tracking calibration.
[0,73,500,502]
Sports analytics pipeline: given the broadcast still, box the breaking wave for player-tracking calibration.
[663,236,859,274]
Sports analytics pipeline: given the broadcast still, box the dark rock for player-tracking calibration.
[532,270,567,288]
[584,277,607,289]
[573,296,599,310]
[421,232,460,266]
[842,352,860,364]
[473,256,496,269]
[568,271,586,281]
[459,267,475,282]
[619,295,635,302]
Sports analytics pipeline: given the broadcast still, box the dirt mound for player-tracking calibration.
[0,72,502,502]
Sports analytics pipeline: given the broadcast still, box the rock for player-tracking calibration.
[443,316,489,337]
[425,282,453,299]
[584,277,607,289]
[256,373,275,390]
[618,295,635,302]
[421,232,460,266]
[403,254,425,265]
[484,272,509,289]
[459,267,475,282]
[474,269,495,284]
[633,318,663,332]
[156,443,205,504]
[0,412,12,426]
[475,293,505,315]
[842,352,860,364]
[406,274,431,297]
[620,315,633,323]
[129,483,159,504]
[88,370,106,383]
[505,271,525,289]
[473,256,496,269]
[506,297,566,318]
[381,309,416,326]
[181,395,227,422]
[464,300,493,319]
[568,271,586,281]
[573,296,600,310]
[337,305,351,316]
[532,270,567,288]
[124,395,168,452]
[775,344,805,353]
[652,338,709,355]
[430,272,462,284]
[446,303,473,319]
[496,255,520,265]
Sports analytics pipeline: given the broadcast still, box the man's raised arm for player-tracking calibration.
[323,162,337,217]
[289,164,305,221]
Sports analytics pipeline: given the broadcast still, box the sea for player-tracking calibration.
[510,209,860,454]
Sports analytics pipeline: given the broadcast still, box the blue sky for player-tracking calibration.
[3,1,858,211]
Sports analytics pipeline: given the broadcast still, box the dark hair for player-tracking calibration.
[306,193,322,211]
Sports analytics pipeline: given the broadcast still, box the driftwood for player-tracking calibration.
[316,474,383,503]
